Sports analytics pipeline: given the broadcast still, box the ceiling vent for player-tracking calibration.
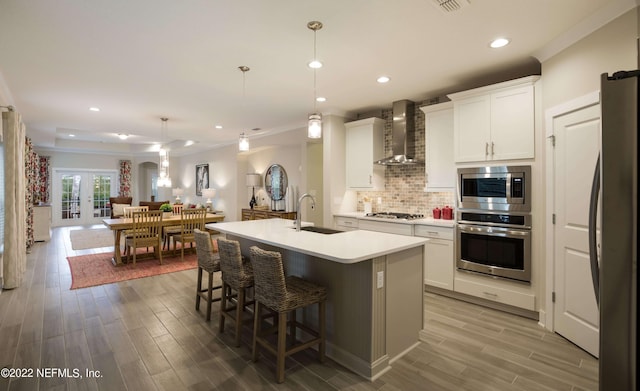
[431,0,470,13]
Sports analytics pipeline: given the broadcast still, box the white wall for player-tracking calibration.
[537,7,639,322]
[174,126,310,222]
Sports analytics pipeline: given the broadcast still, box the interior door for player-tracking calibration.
[53,170,117,226]
[552,103,600,357]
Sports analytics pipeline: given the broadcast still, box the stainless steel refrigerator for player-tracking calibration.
[589,70,638,391]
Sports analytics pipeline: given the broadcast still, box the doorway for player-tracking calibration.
[547,92,600,357]
[52,170,118,226]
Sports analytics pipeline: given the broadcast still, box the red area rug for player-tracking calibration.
[67,250,197,290]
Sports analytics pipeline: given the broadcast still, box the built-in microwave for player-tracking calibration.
[457,165,531,212]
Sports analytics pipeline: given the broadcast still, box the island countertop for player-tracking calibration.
[206,218,427,264]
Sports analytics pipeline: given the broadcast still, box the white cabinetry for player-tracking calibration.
[454,270,535,311]
[345,117,385,190]
[449,76,539,163]
[420,102,455,191]
[357,219,413,236]
[33,205,52,242]
[414,224,454,290]
[334,216,359,231]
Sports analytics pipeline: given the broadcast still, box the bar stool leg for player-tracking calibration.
[206,271,213,321]
[252,301,261,362]
[276,311,287,383]
[234,287,245,347]
[195,267,203,311]
[219,283,228,333]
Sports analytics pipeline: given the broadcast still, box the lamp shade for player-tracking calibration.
[246,173,262,187]
[172,188,184,197]
[201,188,216,199]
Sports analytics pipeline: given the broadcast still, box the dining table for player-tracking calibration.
[102,212,225,265]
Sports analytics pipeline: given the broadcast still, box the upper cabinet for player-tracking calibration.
[345,117,385,190]
[448,76,540,163]
[420,102,454,191]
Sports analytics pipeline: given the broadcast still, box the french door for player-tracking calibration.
[53,170,118,226]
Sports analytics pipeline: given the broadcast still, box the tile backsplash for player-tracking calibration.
[356,101,456,218]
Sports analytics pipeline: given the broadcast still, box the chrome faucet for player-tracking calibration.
[295,193,316,231]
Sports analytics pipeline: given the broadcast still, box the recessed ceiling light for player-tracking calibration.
[316,96,326,102]
[377,76,390,83]
[215,125,223,129]
[69,134,75,137]
[490,37,510,48]
[308,60,323,69]
[118,134,129,140]
[89,107,100,112]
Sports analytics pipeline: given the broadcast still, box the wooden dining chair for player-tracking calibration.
[124,210,163,266]
[123,205,149,218]
[174,208,207,261]
[163,204,184,252]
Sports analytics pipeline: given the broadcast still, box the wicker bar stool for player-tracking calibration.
[249,246,327,383]
[193,229,222,321]
[217,237,255,347]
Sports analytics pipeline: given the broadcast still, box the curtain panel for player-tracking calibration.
[25,137,37,250]
[119,160,132,197]
[37,156,51,204]
[1,111,27,289]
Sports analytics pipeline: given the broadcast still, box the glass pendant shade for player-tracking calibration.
[238,133,249,151]
[308,113,322,138]
[157,118,172,187]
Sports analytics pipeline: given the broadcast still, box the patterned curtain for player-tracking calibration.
[37,155,51,204]
[119,160,132,197]
[25,137,38,250]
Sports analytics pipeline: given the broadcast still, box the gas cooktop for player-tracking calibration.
[365,212,424,220]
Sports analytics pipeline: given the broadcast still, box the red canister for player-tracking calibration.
[432,207,441,219]
[442,206,453,220]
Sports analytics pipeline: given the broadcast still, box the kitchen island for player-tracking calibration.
[205,218,427,380]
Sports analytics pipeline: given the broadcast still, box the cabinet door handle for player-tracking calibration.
[491,142,495,157]
[485,142,489,157]
[427,231,439,236]
[369,174,372,184]
[483,291,498,297]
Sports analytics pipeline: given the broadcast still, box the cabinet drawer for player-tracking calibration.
[335,216,358,230]
[454,275,535,310]
[414,225,454,240]
[358,219,413,236]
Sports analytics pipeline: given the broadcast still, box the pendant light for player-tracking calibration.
[307,21,323,139]
[157,117,172,187]
[238,66,251,151]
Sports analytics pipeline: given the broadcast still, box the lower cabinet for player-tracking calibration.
[241,208,296,221]
[414,224,454,290]
[453,271,536,311]
[334,216,358,231]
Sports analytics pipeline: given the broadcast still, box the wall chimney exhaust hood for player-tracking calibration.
[374,100,424,165]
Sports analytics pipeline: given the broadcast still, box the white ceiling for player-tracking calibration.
[0,0,632,156]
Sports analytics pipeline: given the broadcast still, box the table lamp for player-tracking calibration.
[172,187,184,204]
[201,188,216,211]
[246,173,262,209]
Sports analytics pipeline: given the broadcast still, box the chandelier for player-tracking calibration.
[157,117,172,187]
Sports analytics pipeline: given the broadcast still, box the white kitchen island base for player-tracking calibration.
[207,219,426,380]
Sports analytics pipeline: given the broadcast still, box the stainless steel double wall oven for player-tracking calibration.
[456,165,532,283]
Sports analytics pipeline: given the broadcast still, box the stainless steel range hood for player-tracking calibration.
[374,100,424,165]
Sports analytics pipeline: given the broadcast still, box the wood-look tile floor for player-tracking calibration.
[0,226,598,391]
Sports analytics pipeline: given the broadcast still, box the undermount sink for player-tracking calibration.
[293,226,344,234]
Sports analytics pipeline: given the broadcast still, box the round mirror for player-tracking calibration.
[265,164,288,201]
